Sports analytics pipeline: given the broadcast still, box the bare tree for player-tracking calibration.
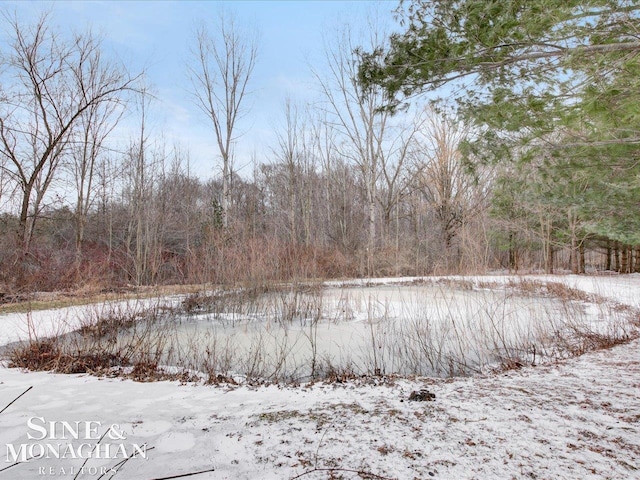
[309,111,338,249]
[272,98,302,244]
[122,86,164,286]
[189,10,258,229]
[377,109,425,249]
[269,98,323,246]
[411,108,486,270]
[95,152,118,263]
[0,13,137,255]
[315,23,392,276]
[69,75,125,263]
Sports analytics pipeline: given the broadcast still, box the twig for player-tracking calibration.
[0,385,37,473]
[0,460,22,474]
[290,467,395,480]
[97,446,155,480]
[314,420,334,468]
[73,429,111,480]
[293,417,394,480]
[0,386,33,415]
[146,468,217,480]
[0,454,36,474]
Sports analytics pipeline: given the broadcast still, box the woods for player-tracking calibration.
[1,2,639,293]
[359,0,640,274]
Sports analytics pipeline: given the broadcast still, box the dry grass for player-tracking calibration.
[7,337,126,374]
[4,278,640,384]
[0,283,208,315]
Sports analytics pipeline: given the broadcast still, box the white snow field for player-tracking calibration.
[1,274,639,479]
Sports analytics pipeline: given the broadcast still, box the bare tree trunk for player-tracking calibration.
[367,176,376,276]
[508,232,518,273]
[97,156,117,266]
[569,209,578,274]
[541,217,554,274]
[621,244,629,274]
[124,87,163,286]
[546,241,554,274]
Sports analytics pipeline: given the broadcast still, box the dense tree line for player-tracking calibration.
[359,0,640,274]
[1,4,637,293]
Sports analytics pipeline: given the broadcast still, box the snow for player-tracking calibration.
[1,274,639,479]
[163,284,586,378]
[332,273,640,310]
[0,297,179,348]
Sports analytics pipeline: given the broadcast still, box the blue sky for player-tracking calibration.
[4,1,397,179]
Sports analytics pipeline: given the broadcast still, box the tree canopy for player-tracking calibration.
[359,0,640,247]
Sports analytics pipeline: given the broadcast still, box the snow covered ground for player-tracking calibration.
[0,297,182,348]
[1,274,639,479]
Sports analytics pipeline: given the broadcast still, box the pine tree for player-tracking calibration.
[359,0,640,261]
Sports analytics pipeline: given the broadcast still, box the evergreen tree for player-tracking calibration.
[359,0,640,259]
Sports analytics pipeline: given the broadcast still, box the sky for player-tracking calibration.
[3,0,398,180]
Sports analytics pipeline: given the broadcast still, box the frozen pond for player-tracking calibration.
[2,280,630,381]
[114,283,616,379]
